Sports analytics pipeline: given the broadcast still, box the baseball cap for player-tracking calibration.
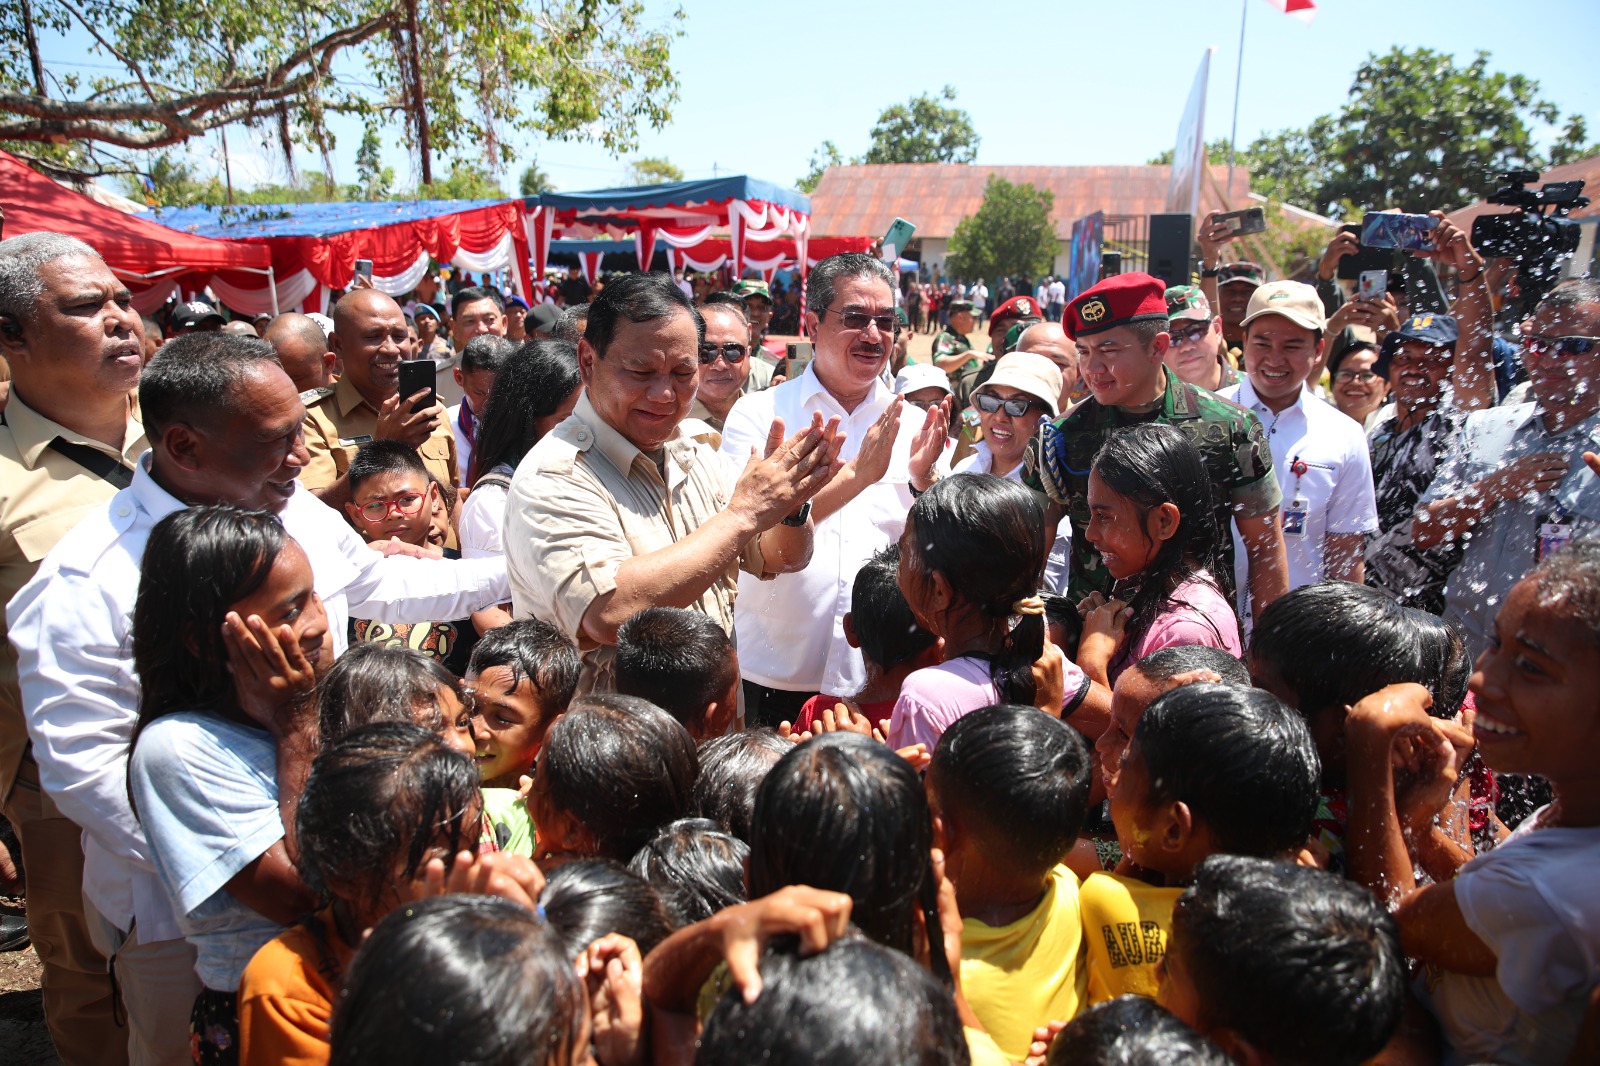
[732,279,772,303]
[1241,280,1327,333]
[977,352,1063,418]
[506,294,531,311]
[1373,313,1458,377]
[525,304,563,336]
[172,300,224,330]
[894,363,953,397]
[1217,261,1266,288]
[406,301,441,322]
[1064,273,1169,341]
[1165,285,1213,323]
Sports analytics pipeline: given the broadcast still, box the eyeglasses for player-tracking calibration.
[903,394,948,411]
[1522,334,1600,358]
[698,342,748,365]
[974,392,1044,418]
[1168,321,1212,346]
[821,307,898,334]
[356,492,428,523]
[1332,369,1381,384]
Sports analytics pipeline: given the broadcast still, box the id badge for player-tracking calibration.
[1537,508,1574,563]
[1282,498,1308,538]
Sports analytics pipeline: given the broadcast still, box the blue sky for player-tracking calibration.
[39,0,1600,195]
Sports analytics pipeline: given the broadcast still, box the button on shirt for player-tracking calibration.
[504,392,768,694]
[720,363,920,696]
[1221,380,1378,596]
[1420,401,1600,657]
[6,459,509,943]
[0,392,145,801]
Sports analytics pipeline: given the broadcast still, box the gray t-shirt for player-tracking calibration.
[130,712,285,991]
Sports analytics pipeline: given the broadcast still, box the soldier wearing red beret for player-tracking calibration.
[1022,272,1290,616]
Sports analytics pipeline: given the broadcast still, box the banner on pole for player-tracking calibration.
[1067,212,1105,301]
[1166,48,1214,217]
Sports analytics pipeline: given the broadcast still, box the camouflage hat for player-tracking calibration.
[948,298,976,314]
[731,279,772,303]
[894,306,910,328]
[1002,322,1029,355]
[1165,285,1213,323]
[1217,261,1266,288]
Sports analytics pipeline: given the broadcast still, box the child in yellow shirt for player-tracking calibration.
[925,704,1094,1061]
[1084,683,1321,1003]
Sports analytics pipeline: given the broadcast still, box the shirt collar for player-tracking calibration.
[129,452,189,525]
[796,359,893,416]
[572,391,699,479]
[1233,376,1311,419]
[4,388,144,469]
[334,375,375,417]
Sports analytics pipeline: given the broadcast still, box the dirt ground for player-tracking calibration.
[0,896,58,1066]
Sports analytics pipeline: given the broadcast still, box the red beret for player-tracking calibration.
[1063,273,1169,341]
[991,295,1045,323]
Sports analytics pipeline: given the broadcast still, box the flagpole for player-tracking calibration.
[1226,0,1247,203]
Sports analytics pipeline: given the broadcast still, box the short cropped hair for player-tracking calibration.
[465,619,580,712]
[615,608,735,730]
[347,439,429,496]
[0,232,103,327]
[850,545,937,672]
[1047,996,1230,1066]
[139,332,282,435]
[459,333,516,375]
[451,285,504,317]
[688,729,789,842]
[929,704,1092,878]
[1172,856,1405,1066]
[584,272,702,359]
[807,253,893,319]
[1135,644,1251,687]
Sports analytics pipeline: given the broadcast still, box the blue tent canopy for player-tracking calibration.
[530,176,808,217]
[151,198,514,240]
[548,239,642,254]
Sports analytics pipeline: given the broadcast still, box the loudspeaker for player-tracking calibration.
[1148,213,1194,288]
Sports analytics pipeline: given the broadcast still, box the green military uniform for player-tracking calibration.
[931,328,974,372]
[1023,364,1280,601]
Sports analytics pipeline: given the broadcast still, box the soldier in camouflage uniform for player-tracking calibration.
[931,298,978,376]
[1022,273,1289,612]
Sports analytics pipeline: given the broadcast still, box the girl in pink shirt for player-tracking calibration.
[1078,424,1243,686]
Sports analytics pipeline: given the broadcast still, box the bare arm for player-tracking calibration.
[1237,509,1289,619]
[1323,532,1366,583]
[1429,213,1496,411]
[1413,453,1570,551]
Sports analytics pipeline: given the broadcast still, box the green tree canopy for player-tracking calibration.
[520,160,555,196]
[946,175,1056,282]
[627,156,682,185]
[797,140,842,193]
[1,0,683,185]
[1240,48,1593,217]
[862,86,979,165]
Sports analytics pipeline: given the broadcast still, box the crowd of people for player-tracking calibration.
[0,196,1596,1066]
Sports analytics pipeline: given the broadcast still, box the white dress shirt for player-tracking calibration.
[1221,379,1378,596]
[448,399,475,483]
[6,457,509,944]
[952,441,1072,594]
[720,363,921,695]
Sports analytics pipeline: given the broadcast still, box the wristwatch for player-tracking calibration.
[781,501,812,527]
[1200,262,1221,278]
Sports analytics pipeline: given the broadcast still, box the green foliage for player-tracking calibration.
[416,163,506,200]
[797,140,842,193]
[1548,115,1600,168]
[351,124,393,201]
[862,86,979,165]
[0,0,684,182]
[946,175,1056,282]
[1243,48,1590,217]
[519,160,555,195]
[627,156,682,185]
[1147,137,1236,167]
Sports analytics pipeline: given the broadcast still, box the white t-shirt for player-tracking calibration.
[1220,380,1377,600]
[1421,808,1600,1065]
[459,462,514,559]
[1047,279,1066,305]
[448,400,475,483]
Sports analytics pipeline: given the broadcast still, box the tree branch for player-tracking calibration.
[56,0,159,104]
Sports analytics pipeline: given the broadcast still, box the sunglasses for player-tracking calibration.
[356,491,428,523]
[1168,321,1212,346]
[822,307,898,334]
[698,342,748,365]
[974,392,1045,417]
[1521,334,1600,358]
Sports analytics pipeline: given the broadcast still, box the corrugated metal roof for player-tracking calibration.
[808,164,1254,238]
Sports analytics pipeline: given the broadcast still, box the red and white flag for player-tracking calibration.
[1263,0,1317,22]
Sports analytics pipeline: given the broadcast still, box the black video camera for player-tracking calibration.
[1470,171,1588,315]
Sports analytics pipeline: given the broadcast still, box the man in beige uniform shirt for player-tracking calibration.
[300,288,459,507]
[0,231,143,1065]
[505,272,841,692]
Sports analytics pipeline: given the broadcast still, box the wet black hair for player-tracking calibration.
[470,339,580,487]
[850,545,937,674]
[295,722,480,912]
[347,438,429,497]
[1043,593,1083,652]
[697,936,967,1066]
[584,271,703,359]
[1046,995,1231,1066]
[1090,423,1233,650]
[329,893,583,1066]
[1530,538,1600,645]
[614,608,736,732]
[688,728,789,842]
[1134,644,1251,688]
[466,618,580,718]
[627,817,749,926]
[540,694,699,861]
[139,331,282,435]
[904,473,1048,704]
[1249,581,1459,716]
[459,332,516,375]
[1171,856,1404,1066]
[316,642,460,745]
[749,734,950,984]
[928,705,1091,879]
[1135,684,1320,859]
[540,858,674,958]
[450,285,505,317]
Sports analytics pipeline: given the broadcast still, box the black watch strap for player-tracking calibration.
[780,500,812,527]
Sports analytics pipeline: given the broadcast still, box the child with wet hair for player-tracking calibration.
[687,729,789,842]
[615,607,740,742]
[1045,994,1229,1066]
[628,818,748,926]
